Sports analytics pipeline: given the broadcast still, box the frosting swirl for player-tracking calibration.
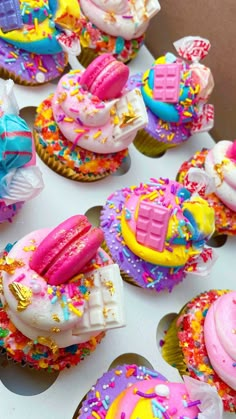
[204,140,236,211]
[52,70,147,154]
[204,291,236,390]
[80,0,160,40]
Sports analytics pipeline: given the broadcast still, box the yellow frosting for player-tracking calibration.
[182,197,215,238]
[0,0,80,44]
[121,213,200,267]
[106,386,160,418]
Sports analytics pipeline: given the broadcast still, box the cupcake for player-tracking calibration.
[0,215,125,371]
[162,290,236,412]
[0,79,43,223]
[126,36,214,157]
[0,0,81,85]
[34,53,147,181]
[177,140,236,236]
[100,177,216,293]
[75,364,223,418]
[77,0,161,67]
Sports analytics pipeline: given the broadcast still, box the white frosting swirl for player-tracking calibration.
[80,0,160,40]
[52,72,148,154]
[205,141,236,211]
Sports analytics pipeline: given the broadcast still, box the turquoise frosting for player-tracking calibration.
[0,114,32,180]
[141,64,195,123]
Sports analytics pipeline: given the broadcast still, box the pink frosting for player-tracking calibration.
[110,379,199,418]
[204,292,236,390]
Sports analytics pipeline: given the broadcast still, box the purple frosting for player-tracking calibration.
[0,39,67,85]
[100,187,186,293]
[0,201,23,223]
[127,73,191,145]
[79,365,167,418]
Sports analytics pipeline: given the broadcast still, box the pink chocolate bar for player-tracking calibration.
[153,63,181,103]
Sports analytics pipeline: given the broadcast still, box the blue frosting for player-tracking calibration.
[183,208,205,242]
[0,114,32,180]
[22,5,50,25]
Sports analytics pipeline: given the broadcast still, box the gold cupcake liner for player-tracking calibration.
[133,129,177,157]
[77,47,98,68]
[161,307,189,376]
[34,132,113,182]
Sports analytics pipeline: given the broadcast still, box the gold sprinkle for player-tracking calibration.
[214,160,228,184]
[9,282,32,312]
[23,245,36,252]
[103,307,109,318]
[52,314,60,323]
[0,275,3,293]
[57,92,67,103]
[120,104,139,128]
[37,336,59,354]
[104,281,115,296]
[51,327,61,333]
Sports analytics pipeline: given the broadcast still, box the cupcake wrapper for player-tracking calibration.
[161,308,189,376]
[78,47,99,68]
[35,133,107,182]
[133,129,177,157]
[34,131,127,182]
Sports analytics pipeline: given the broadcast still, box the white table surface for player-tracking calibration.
[0,46,234,419]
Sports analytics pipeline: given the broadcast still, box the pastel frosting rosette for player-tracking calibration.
[162,290,236,412]
[0,215,125,371]
[177,140,236,235]
[76,364,223,418]
[0,0,81,85]
[0,79,43,223]
[126,36,215,157]
[34,54,148,181]
[77,0,161,66]
[100,177,216,293]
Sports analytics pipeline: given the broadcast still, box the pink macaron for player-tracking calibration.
[30,215,104,286]
[80,53,129,100]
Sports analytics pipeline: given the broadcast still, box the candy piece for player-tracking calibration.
[80,53,129,100]
[190,103,214,134]
[153,63,181,103]
[226,141,236,161]
[174,36,211,62]
[30,215,104,286]
[0,0,23,32]
[136,201,171,252]
[72,264,125,340]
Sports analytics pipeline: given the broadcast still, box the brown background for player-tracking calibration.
[145,0,236,142]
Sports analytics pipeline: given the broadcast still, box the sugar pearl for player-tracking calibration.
[32,283,42,294]
[155,384,170,397]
